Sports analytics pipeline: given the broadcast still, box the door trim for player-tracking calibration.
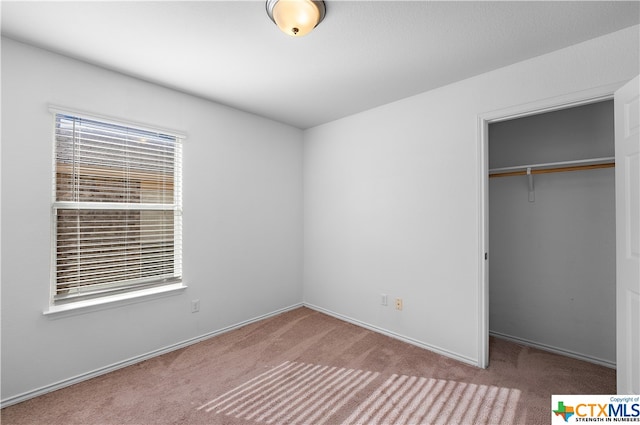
[476,81,626,368]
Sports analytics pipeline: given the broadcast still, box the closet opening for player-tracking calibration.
[486,100,616,368]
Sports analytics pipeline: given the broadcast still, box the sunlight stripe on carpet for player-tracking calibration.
[197,361,296,412]
[342,374,522,425]
[197,361,379,424]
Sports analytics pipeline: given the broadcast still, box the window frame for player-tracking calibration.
[46,106,186,314]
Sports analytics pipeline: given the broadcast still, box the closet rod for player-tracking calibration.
[489,157,615,178]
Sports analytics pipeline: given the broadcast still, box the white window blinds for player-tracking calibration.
[52,112,183,304]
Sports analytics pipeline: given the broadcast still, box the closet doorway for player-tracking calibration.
[479,78,640,393]
[487,100,616,368]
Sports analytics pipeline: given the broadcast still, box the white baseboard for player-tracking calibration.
[14,304,603,409]
[303,303,478,367]
[489,330,616,369]
[0,303,304,408]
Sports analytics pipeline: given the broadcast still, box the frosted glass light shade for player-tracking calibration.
[266,0,326,37]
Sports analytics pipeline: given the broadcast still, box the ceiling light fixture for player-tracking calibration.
[266,0,326,37]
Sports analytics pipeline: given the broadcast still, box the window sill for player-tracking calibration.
[43,283,188,318]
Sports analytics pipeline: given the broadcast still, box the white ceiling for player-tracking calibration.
[2,1,639,129]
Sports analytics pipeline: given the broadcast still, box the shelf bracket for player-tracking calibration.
[527,167,535,202]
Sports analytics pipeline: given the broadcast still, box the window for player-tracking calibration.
[51,110,183,305]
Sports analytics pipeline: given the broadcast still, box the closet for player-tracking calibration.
[488,100,616,367]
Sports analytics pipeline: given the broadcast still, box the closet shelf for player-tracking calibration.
[489,157,615,178]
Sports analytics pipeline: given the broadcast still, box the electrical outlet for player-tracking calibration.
[191,299,200,313]
[395,298,403,310]
[381,294,388,306]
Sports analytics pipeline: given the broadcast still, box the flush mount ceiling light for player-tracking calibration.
[266,0,326,37]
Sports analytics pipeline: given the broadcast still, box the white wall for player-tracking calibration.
[489,101,616,365]
[303,26,639,365]
[1,38,303,402]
